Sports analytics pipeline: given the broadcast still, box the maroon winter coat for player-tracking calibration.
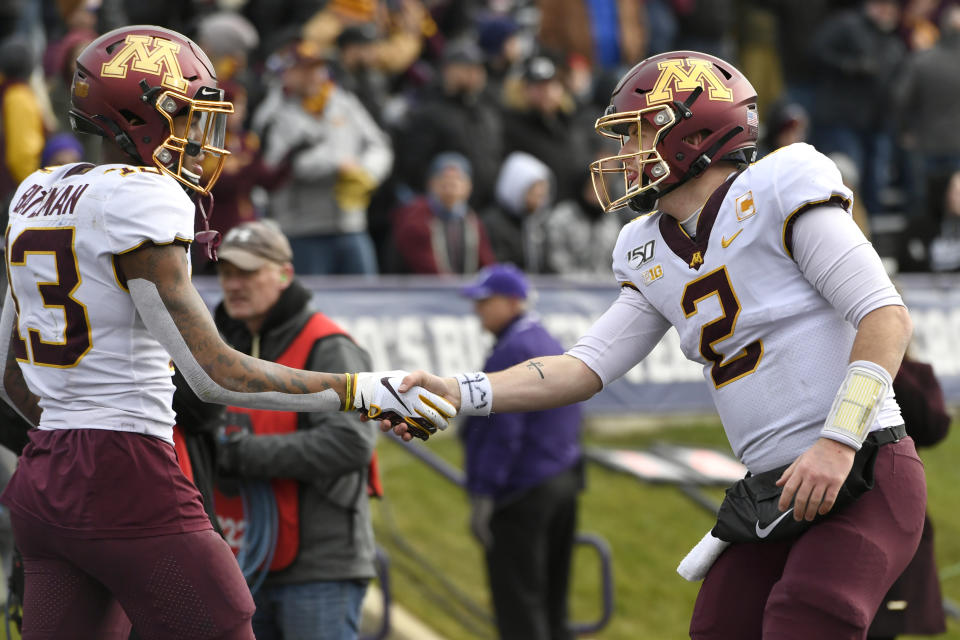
[390,196,495,274]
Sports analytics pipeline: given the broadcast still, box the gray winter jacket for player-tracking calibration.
[215,281,378,584]
[253,85,393,237]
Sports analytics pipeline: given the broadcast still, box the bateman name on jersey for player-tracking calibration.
[11,182,90,219]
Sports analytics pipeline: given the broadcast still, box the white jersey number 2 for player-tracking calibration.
[681,265,763,388]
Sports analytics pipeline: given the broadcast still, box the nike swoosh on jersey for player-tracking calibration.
[755,507,794,539]
[721,229,743,248]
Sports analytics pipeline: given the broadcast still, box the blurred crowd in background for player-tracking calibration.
[2,0,960,278]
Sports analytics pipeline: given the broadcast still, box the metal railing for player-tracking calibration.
[384,432,615,636]
[360,547,392,640]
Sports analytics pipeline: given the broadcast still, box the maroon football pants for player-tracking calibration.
[690,438,927,640]
[13,515,255,640]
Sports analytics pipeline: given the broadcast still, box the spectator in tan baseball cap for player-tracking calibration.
[211,218,381,636]
[216,220,296,335]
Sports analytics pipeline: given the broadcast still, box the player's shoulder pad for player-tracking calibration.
[744,143,853,223]
[613,213,653,260]
[95,163,186,190]
[611,211,661,286]
[99,164,193,211]
[98,165,196,252]
[35,162,92,180]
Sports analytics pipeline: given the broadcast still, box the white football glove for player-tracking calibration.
[343,371,456,440]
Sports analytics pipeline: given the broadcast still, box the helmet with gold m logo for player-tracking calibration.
[69,25,233,196]
[590,51,758,214]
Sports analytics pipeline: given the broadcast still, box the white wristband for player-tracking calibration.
[456,372,493,416]
[820,360,892,450]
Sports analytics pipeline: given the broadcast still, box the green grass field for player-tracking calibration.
[371,416,960,640]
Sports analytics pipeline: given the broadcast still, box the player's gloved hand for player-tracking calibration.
[344,371,456,440]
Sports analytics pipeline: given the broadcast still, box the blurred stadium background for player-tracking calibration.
[2,0,960,638]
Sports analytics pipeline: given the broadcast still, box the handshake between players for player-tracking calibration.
[346,369,494,442]
[345,370,458,441]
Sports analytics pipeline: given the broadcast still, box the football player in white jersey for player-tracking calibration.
[385,51,926,639]
[0,25,454,640]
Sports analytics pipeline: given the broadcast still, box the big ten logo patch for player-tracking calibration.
[627,239,656,270]
[641,264,664,285]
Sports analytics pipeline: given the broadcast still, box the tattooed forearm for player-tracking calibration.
[526,360,545,379]
[183,314,344,396]
[119,243,351,403]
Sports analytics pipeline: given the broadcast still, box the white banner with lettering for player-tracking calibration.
[196,273,960,414]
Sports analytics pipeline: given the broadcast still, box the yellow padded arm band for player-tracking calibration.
[820,360,892,450]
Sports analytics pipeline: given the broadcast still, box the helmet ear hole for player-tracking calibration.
[682,129,712,146]
[118,110,145,126]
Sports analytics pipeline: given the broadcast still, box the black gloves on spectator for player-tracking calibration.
[215,429,248,477]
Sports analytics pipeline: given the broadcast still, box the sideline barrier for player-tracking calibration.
[382,432,615,637]
[587,444,747,515]
[569,533,615,636]
[361,548,392,640]
[195,273,960,411]
[589,441,960,624]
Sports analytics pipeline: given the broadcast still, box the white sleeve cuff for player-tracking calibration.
[456,372,493,416]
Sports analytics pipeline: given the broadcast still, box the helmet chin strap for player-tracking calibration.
[628,187,661,214]
[193,192,221,261]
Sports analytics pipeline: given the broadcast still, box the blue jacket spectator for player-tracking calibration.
[462,314,582,499]
[460,263,583,640]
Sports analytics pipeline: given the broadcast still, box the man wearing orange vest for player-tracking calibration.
[212,220,378,639]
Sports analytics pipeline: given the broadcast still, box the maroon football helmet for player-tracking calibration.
[69,25,233,195]
[590,51,758,213]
